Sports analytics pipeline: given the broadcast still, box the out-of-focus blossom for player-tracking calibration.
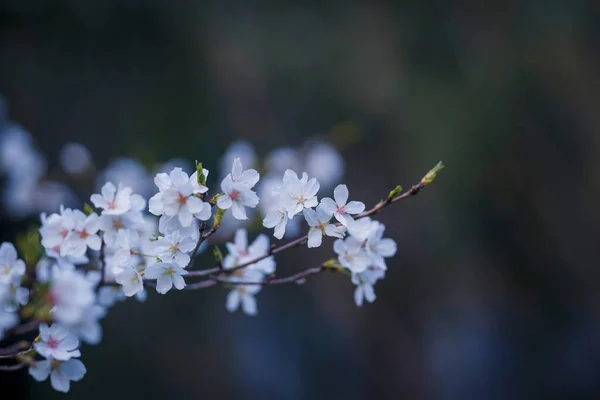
[59,142,93,175]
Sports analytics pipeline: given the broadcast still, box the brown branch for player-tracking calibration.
[0,363,26,371]
[187,181,425,280]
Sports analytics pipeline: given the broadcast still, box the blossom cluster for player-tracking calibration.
[0,150,408,394]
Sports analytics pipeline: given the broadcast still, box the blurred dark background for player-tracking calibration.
[1,1,600,399]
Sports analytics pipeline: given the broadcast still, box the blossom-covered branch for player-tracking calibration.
[0,129,443,392]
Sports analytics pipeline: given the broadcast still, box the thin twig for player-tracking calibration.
[187,181,425,279]
[0,363,26,371]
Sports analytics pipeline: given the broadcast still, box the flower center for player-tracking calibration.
[130,274,139,284]
[336,205,345,214]
[107,200,117,209]
[177,193,187,205]
[47,337,60,349]
[79,230,89,239]
[113,218,123,229]
[60,229,69,238]
[230,190,241,201]
[169,244,179,253]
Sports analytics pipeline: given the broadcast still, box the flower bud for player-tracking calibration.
[195,160,206,185]
[387,185,403,201]
[421,161,444,186]
[213,246,223,264]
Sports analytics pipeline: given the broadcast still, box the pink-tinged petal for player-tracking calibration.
[148,193,163,215]
[86,235,102,251]
[241,294,257,316]
[333,184,349,206]
[186,196,205,214]
[318,198,336,216]
[156,275,172,294]
[130,194,146,211]
[354,286,364,307]
[226,291,240,312]
[90,194,108,209]
[217,195,233,210]
[344,201,365,215]
[324,224,345,239]
[303,208,318,227]
[101,182,116,201]
[231,202,248,220]
[234,229,248,251]
[154,173,171,191]
[172,274,186,290]
[143,264,162,279]
[231,158,243,180]
[61,359,86,381]
[177,207,193,227]
[169,168,189,186]
[29,360,51,382]
[50,370,71,393]
[377,238,397,257]
[240,169,260,187]
[307,228,323,248]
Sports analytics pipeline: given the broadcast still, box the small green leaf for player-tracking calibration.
[195,160,206,185]
[83,203,95,216]
[387,185,403,201]
[213,246,223,264]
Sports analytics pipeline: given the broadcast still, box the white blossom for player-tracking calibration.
[352,267,386,307]
[225,269,263,316]
[0,277,29,312]
[0,242,25,285]
[223,229,275,275]
[319,184,365,225]
[262,209,288,240]
[91,182,145,216]
[346,217,379,242]
[59,142,93,175]
[49,268,95,325]
[144,262,188,294]
[34,323,80,361]
[152,230,195,267]
[115,266,144,297]
[280,170,319,218]
[217,158,260,220]
[149,167,211,226]
[70,304,106,345]
[39,207,75,254]
[304,142,344,189]
[61,210,101,257]
[29,357,86,393]
[333,236,372,274]
[303,206,345,248]
[365,223,397,270]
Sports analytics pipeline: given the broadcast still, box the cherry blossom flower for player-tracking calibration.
[70,304,106,345]
[152,230,196,267]
[333,236,372,274]
[49,268,95,325]
[39,207,76,254]
[351,267,385,307]
[217,158,260,220]
[34,323,81,361]
[144,262,188,294]
[365,223,397,270]
[115,266,144,297]
[149,167,211,226]
[61,210,101,257]
[280,170,319,218]
[303,206,345,248]
[0,277,29,312]
[223,229,275,275]
[29,357,86,393]
[225,269,263,316]
[319,184,365,225]
[0,242,25,285]
[91,182,144,216]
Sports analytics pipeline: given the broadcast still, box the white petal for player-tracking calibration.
[231,158,243,180]
[29,360,51,382]
[307,228,323,248]
[303,208,318,227]
[156,275,173,294]
[241,294,257,316]
[217,195,233,210]
[172,274,186,290]
[51,369,71,393]
[377,239,397,257]
[148,193,163,215]
[345,201,365,215]
[61,359,86,381]
[333,184,349,206]
[101,182,116,201]
[154,172,171,191]
[354,286,364,307]
[231,202,248,220]
[226,291,240,312]
[318,198,337,216]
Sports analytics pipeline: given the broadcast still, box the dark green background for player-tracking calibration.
[1,1,600,399]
